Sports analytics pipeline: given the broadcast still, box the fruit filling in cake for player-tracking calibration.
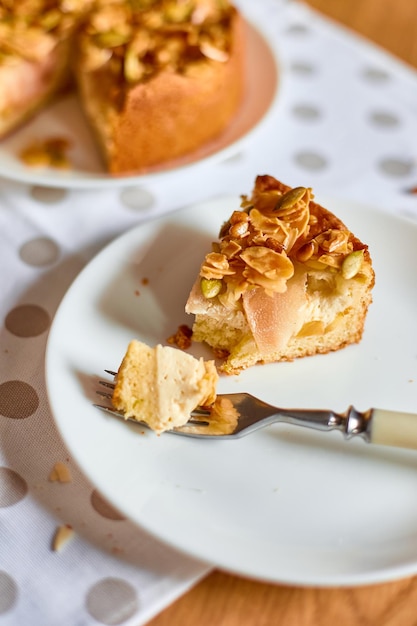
[0,0,88,137]
[186,175,375,374]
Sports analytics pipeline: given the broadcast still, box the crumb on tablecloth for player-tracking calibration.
[49,462,72,483]
[52,524,75,552]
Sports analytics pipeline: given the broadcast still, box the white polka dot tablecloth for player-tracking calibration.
[1,1,417,624]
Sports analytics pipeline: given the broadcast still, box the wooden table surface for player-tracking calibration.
[148,1,417,624]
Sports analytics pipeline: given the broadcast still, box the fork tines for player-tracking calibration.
[99,380,115,390]
[96,377,115,401]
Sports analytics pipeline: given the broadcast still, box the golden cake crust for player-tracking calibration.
[110,17,244,173]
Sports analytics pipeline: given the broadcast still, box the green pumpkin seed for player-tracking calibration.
[201,278,222,299]
[274,187,307,212]
[95,30,131,49]
[342,250,364,279]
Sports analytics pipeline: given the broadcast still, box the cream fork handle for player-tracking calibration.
[370,409,417,450]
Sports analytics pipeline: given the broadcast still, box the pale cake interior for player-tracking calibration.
[112,340,218,433]
[189,260,373,374]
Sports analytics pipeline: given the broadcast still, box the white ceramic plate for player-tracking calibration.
[46,196,417,586]
[0,20,278,189]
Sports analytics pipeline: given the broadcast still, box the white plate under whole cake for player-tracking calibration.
[46,195,417,586]
[0,18,278,189]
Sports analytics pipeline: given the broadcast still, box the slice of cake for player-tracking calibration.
[0,1,88,138]
[112,339,218,433]
[186,175,375,374]
[73,0,245,173]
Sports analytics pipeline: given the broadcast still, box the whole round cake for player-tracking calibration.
[0,0,246,175]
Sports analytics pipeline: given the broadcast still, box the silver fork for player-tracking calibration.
[95,372,417,450]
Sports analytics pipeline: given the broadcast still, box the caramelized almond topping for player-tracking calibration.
[198,178,368,305]
[0,0,235,106]
[77,0,235,102]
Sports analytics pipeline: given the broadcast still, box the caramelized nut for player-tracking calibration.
[229,221,248,238]
[167,324,193,349]
[52,524,75,552]
[230,210,249,224]
[200,41,229,62]
[76,0,234,92]
[296,241,315,263]
[19,137,71,169]
[201,251,234,279]
[199,179,358,301]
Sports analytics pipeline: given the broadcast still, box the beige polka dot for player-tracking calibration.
[5,304,51,338]
[0,381,39,419]
[292,103,321,121]
[221,152,245,164]
[120,187,155,211]
[86,578,139,625]
[362,67,390,83]
[19,237,60,267]
[30,186,67,204]
[369,111,400,128]
[91,490,126,521]
[286,23,310,35]
[379,157,414,177]
[0,468,28,507]
[290,61,316,76]
[0,571,18,614]
[295,150,327,171]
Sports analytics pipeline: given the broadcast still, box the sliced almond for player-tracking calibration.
[52,525,75,552]
[200,41,229,62]
[49,462,72,483]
